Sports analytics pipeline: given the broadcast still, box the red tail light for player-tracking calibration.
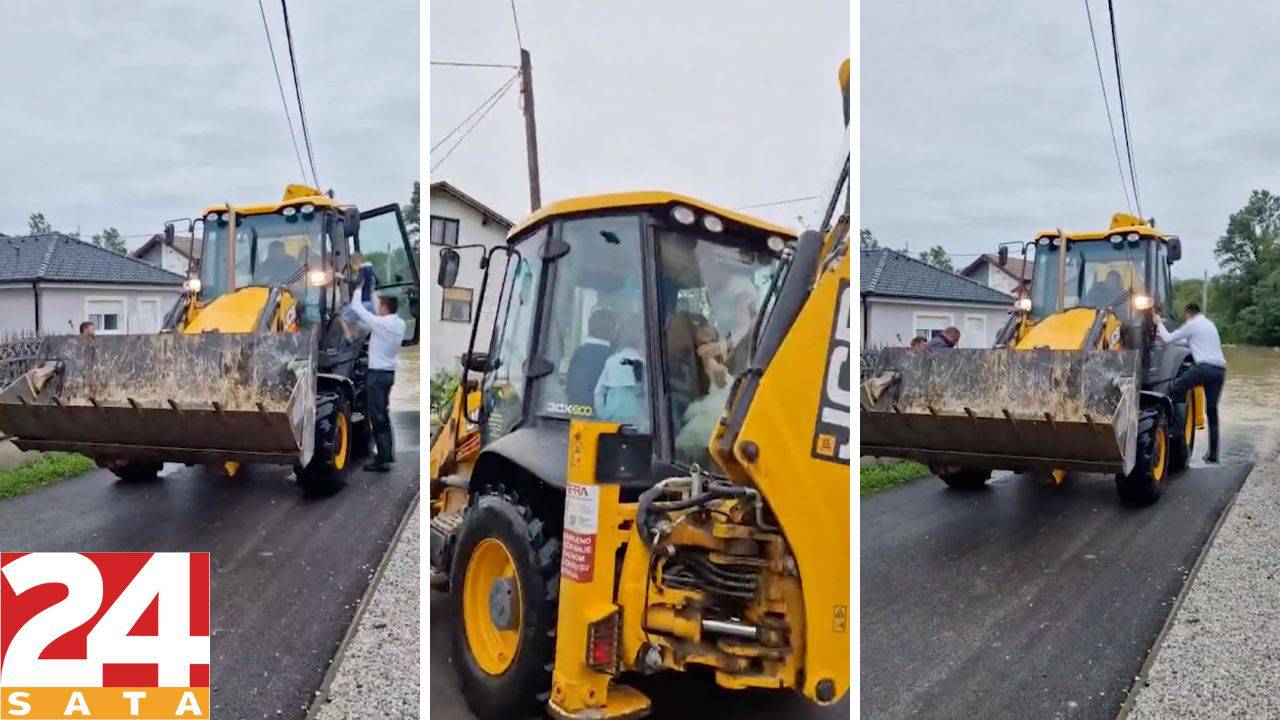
[586,611,620,675]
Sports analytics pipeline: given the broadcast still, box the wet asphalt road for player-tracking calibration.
[0,411,420,720]
[861,462,1251,720]
[430,588,850,719]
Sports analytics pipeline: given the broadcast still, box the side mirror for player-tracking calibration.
[164,223,176,245]
[997,245,1008,267]
[462,351,493,373]
[344,207,361,238]
[438,247,460,288]
[1167,237,1182,262]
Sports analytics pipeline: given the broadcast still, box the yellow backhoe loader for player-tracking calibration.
[0,184,419,494]
[428,61,850,719]
[861,215,1205,505]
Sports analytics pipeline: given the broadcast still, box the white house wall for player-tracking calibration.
[0,286,36,335]
[862,297,1012,349]
[428,190,510,372]
[34,285,182,335]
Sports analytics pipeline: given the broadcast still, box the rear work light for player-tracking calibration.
[586,610,621,675]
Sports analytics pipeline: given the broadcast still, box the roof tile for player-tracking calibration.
[861,247,1013,304]
[0,234,184,285]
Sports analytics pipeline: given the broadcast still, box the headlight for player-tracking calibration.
[204,211,219,222]
[183,277,202,293]
[671,205,696,225]
[307,268,331,287]
[766,235,787,253]
[1127,232,1140,242]
[1110,234,1124,245]
[281,206,298,217]
[300,204,316,216]
[1133,294,1154,310]
[1017,297,1032,311]
[1036,236,1051,246]
[702,214,725,233]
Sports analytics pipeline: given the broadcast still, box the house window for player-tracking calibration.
[430,216,460,246]
[441,287,473,323]
[86,298,126,334]
[912,312,953,342]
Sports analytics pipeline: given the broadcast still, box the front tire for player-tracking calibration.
[104,459,163,483]
[1170,388,1197,472]
[450,490,559,720]
[1117,408,1169,506]
[296,395,352,496]
[934,466,992,490]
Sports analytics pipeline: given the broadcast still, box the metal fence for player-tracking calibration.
[0,332,41,390]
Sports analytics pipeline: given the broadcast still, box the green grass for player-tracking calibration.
[0,452,96,500]
[861,460,931,496]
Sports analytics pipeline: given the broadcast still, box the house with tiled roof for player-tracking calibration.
[131,232,201,276]
[860,247,1013,348]
[959,252,1031,297]
[0,233,184,335]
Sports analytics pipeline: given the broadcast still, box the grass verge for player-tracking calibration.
[0,452,95,500]
[861,460,931,496]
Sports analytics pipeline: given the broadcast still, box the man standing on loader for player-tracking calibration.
[349,281,406,473]
[1156,302,1226,463]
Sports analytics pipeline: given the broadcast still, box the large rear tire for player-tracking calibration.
[934,466,992,490]
[296,396,352,496]
[449,490,559,720]
[1117,408,1169,506]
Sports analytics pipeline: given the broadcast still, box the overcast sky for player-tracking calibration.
[430,0,848,230]
[863,2,1280,278]
[0,1,417,250]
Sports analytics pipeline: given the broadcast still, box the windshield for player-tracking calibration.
[200,212,324,321]
[1029,239,1148,323]
[656,227,780,467]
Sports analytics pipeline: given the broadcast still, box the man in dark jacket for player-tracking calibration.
[925,327,960,348]
[565,309,618,410]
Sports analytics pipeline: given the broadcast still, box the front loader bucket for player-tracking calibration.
[0,331,317,467]
[860,348,1139,475]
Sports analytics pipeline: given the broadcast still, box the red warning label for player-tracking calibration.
[561,483,599,582]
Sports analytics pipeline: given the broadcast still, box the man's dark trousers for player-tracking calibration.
[367,369,395,465]
[1170,363,1226,462]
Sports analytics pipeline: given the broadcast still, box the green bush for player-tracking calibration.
[430,368,461,423]
[861,460,930,496]
[0,452,95,500]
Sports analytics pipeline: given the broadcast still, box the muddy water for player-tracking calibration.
[1217,346,1280,463]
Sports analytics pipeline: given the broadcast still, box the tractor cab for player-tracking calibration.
[172,184,420,342]
[438,192,795,480]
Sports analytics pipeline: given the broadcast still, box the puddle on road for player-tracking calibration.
[1217,346,1280,464]
[391,345,419,412]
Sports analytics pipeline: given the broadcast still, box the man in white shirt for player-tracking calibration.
[349,283,407,472]
[1154,302,1226,463]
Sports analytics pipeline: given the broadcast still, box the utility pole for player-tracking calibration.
[519,48,542,212]
[1202,270,1209,313]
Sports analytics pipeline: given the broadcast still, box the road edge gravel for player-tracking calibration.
[1122,458,1280,719]
[309,493,421,719]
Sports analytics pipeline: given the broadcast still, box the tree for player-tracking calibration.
[1212,189,1280,341]
[860,227,879,250]
[27,213,52,235]
[917,244,953,272]
[405,181,421,244]
[92,227,126,254]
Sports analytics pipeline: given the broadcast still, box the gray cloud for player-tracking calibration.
[0,1,418,247]
[430,0,848,229]
[863,2,1280,277]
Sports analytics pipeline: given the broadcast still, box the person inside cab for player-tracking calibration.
[594,320,646,428]
[564,308,618,410]
[1085,269,1127,308]
[258,240,300,284]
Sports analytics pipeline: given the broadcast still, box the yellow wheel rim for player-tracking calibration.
[333,411,349,471]
[1184,391,1195,450]
[1153,426,1168,483]
[462,537,522,675]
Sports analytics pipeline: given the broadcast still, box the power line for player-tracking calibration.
[430,71,520,153]
[1106,0,1142,218]
[431,61,519,69]
[1082,0,1132,215]
[509,0,524,48]
[256,0,308,183]
[431,74,520,172]
[734,195,821,210]
[280,0,320,187]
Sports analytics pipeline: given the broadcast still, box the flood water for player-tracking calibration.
[1216,345,1280,463]
[390,345,419,412]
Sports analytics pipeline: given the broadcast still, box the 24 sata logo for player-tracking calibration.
[0,553,210,719]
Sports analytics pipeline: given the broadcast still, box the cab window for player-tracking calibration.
[535,216,650,432]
